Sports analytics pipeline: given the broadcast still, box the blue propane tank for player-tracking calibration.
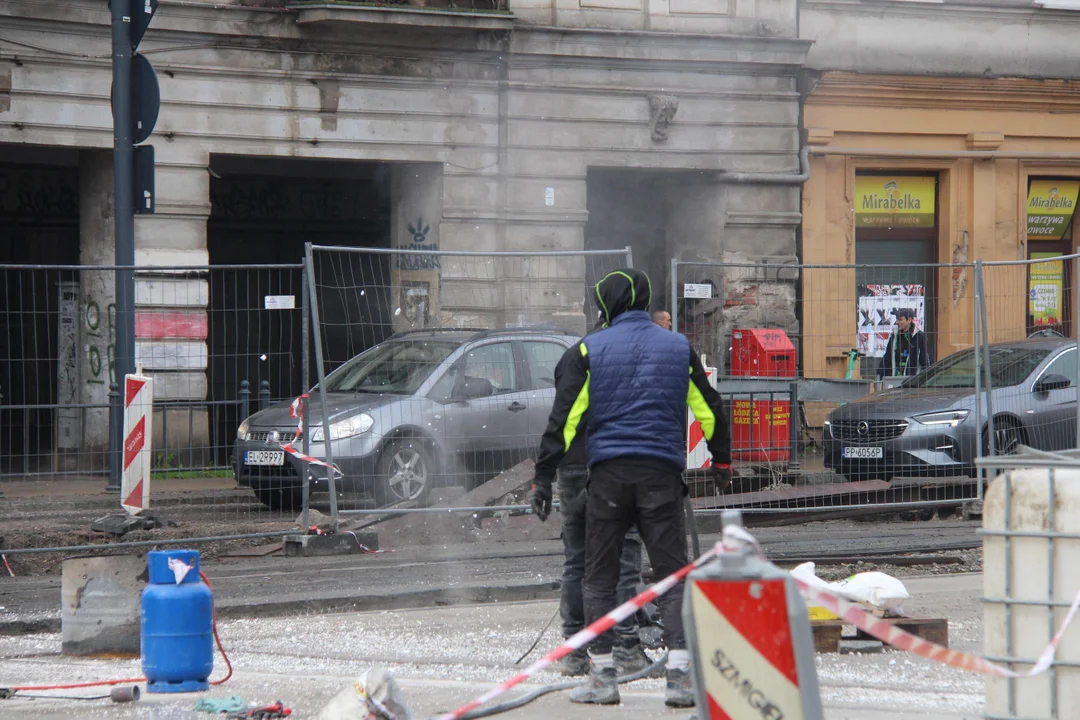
[141,549,214,693]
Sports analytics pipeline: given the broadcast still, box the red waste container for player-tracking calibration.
[730,329,795,463]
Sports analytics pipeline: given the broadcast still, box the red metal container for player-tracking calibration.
[730,329,796,378]
[731,398,791,463]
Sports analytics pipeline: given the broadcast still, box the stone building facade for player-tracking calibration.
[0,0,808,469]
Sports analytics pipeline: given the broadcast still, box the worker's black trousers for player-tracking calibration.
[582,459,687,656]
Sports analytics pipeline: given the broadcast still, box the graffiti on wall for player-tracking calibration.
[84,297,116,386]
[0,167,80,218]
[395,219,440,270]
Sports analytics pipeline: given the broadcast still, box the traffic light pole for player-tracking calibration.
[109,0,136,492]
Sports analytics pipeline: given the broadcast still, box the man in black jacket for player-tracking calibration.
[552,315,658,678]
[878,307,932,378]
[528,268,731,709]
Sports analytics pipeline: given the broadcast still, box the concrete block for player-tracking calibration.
[283,531,380,557]
[61,554,146,657]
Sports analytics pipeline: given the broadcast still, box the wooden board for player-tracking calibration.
[446,459,535,508]
[812,620,844,653]
[856,617,949,648]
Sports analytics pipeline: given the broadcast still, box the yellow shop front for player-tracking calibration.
[800,73,1080,379]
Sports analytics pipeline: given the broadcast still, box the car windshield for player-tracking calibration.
[323,340,459,395]
[903,346,1051,390]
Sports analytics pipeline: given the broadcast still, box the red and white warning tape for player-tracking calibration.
[433,534,744,720]
[279,394,343,479]
[436,523,1080,720]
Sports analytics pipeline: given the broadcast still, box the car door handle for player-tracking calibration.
[508,401,527,413]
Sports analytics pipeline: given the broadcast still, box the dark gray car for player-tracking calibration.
[825,339,1078,481]
[235,328,577,509]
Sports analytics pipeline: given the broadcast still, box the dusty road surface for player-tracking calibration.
[0,573,984,719]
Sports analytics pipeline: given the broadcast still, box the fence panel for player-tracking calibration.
[0,263,308,563]
[673,259,983,514]
[303,245,634,518]
[979,256,1080,468]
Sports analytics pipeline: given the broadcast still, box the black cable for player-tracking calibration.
[514,606,561,665]
[461,654,668,719]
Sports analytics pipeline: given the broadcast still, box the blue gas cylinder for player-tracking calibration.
[141,550,214,693]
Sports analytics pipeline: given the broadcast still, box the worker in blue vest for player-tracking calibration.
[528,268,731,709]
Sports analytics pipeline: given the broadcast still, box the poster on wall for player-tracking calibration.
[1029,252,1064,327]
[1027,181,1080,241]
[857,285,927,358]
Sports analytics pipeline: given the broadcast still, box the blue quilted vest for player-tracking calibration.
[583,310,690,469]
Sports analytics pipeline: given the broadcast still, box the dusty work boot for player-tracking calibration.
[614,643,663,678]
[665,667,695,708]
[553,648,590,677]
[569,665,620,705]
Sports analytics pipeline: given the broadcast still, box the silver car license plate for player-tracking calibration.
[245,450,285,466]
[842,446,883,460]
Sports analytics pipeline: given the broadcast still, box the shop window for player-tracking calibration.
[854,173,939,380]
[1026,178,1079,338]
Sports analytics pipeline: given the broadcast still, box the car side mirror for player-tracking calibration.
[455,376,494,401]
[1035,374,1072,393]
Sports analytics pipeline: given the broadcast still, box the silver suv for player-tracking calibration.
[235,328,577,509]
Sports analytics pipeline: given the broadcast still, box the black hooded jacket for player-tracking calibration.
[535,269,730,483]
[556,316,605,471]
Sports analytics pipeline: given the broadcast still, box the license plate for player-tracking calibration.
[244,450,285,466]
[842,446,883,460]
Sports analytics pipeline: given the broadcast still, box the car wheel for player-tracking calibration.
[375,438,432,507]
[253,485,303,513]
[985,419,1024,456]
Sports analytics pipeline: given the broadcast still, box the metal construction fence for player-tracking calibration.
[5,251,1080,560]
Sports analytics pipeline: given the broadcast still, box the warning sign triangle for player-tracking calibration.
[126,377,146,408]
[123,480,144,510]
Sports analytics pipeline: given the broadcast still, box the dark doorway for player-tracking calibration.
[0,149,81,474]
[206,156,393,454]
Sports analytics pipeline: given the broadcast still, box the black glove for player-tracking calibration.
[710,463,733,490]
[528,476,553,522]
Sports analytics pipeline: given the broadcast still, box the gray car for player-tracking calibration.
[824,339,1078,481]
[235,327,577,509]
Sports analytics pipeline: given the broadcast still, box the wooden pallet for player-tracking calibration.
[811,617,949,653]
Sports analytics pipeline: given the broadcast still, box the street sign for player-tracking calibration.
[131,0,160,49]
[134,145,155,214]
[133,53,160,144]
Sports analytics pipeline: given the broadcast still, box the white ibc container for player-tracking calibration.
[984,467,1080,719]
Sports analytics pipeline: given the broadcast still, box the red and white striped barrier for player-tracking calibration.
[435,524,1080,720]
[279,394,343,479]
[121,373,154,515]
[686,366,717,469]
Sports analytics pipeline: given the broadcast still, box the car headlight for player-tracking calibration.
[237,419,250,441]
[912,410,969,427]
[311,413,375,442]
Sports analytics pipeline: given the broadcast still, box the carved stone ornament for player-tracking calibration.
[648,94,679,143]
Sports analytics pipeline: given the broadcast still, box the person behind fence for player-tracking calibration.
[652,309,672,330]
[548,312,660,678]
[879,307,932,378]
[528,268,732,709]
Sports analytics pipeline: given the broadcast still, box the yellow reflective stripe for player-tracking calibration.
[688,377,715,442]
[563,371,591,453]
[580,342,588,357]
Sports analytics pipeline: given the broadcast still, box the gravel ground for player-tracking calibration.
[0,574,987,720]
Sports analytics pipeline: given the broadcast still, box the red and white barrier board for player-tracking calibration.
[122,373,154,516]
[687,366,717,469]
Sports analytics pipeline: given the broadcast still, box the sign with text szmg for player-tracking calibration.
[1027,180,1080,241]
[855,176,937,229]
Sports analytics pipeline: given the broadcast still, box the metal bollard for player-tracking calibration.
[682,510,823,720]
[259,380,271,411]
[106,382,122,492]
[239,380,250,423]
[788,381,800,474]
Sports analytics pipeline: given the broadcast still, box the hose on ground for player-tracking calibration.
[460,653,668,720]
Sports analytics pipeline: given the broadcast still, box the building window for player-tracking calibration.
[1026,178,1079,338]
[854,173,939,379]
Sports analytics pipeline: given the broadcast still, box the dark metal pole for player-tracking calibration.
[787,381,800,474]
[111,0,136,492]
[107,382,122,491]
